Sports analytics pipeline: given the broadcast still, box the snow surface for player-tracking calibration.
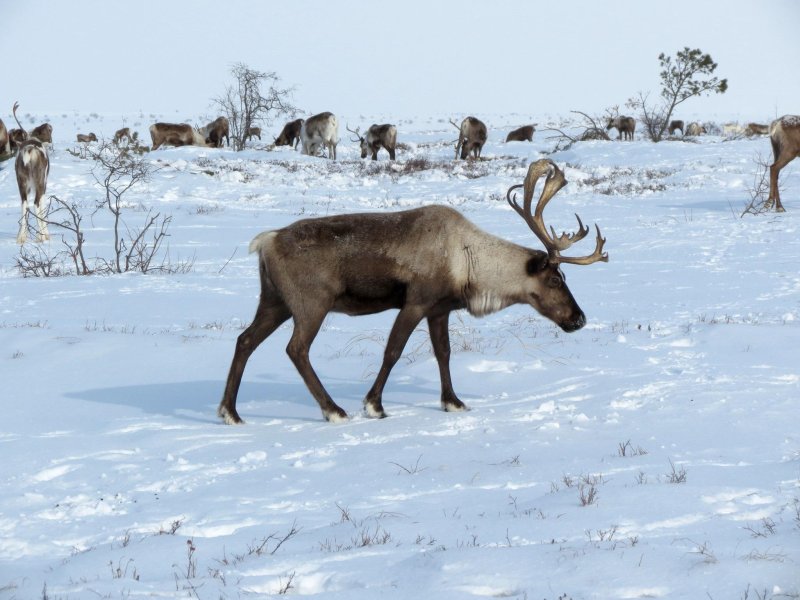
[0,113,798,599]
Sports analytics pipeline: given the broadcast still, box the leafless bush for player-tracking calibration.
[542,110,611,152]
[741,153,779,216]
[666,458,687,483]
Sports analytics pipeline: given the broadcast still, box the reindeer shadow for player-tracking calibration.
[65,375,442,424]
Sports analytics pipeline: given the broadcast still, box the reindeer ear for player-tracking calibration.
[526,253,549,275]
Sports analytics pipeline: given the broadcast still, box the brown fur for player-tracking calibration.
[0,118,9,156]
[746,123,770,136]
[76,132,97,143]
[455,116,488,159]
[149,122,209,150]
[30,123,52,144]
[768,115,800,212]
[246,126,262,141]
[203,116,229,148]
[9,129,27,150]
[505,125,535,143]
[359,124,397,160]
[113,127,131,144]
[606,116,636,140]
[668,120,684,136]
[15,139,50,244]
[218,159,605,424]
[274,119,304,148]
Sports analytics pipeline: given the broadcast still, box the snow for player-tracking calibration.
[0,114,798,599]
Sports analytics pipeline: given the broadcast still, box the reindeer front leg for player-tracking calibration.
[428,312,468,412]
[363,305,427,418]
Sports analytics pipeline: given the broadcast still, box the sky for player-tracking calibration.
[2,0,799,123]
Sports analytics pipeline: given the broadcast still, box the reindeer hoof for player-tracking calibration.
[324,407,349,423]
[443,399,469,412]
[218,405,245,425]
[364,403,387,419]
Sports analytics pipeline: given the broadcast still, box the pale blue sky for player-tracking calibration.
[3,0,798,121]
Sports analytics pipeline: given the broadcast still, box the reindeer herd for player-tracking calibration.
[2,100,799,423]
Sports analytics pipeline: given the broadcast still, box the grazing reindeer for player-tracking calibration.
[76,132,97,143]
[606,116,636,140]
[31,123,53,144]
[506,125,535,142]
[273,119,304,148]
[203,116,229,148]
[300,112,339,159]
[246,126,262,141]
[746,123,770,136]
[768,115,800,212]
[668,120,684,136]
[114,127,132,144]
[685,122,706,136]
[15,139,50,244]
[149,122,210,150]
[450,116,488,159]
[218,158,608,424]
[346,123,398,160]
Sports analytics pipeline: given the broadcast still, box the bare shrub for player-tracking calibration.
[741,153,780,216]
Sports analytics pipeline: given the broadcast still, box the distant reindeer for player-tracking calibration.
[0,116,10,156]
[346,123,397,160]
[76,132,97,143]
[217,158,607,424]
[768,115,800,212]
[506,125,535,142]
[149,122,210,150]
[15,139,50,244]
[746,123,770,136]
[450,116,488,159]
[246,126,262,141]
[113,127,132,144]
[202,116,230,148]
[685,122,706,136]
[273,119,304,148]
[606,116,636,140]
[300,112,339,159]
[31,123,53,144]
[668,120,684,136]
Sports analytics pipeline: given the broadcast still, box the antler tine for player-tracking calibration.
[556,224,609,265]
[345,123,362,142]
[547,213,590,252]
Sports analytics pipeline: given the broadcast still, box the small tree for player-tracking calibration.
[628,47,728,142]
[214,63,297,151]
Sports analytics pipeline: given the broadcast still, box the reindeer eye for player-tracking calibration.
[548,275,563,288]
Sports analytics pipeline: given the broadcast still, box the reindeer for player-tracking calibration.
[114,127,132,144]
[273,119,304,148]
[8,101,28,152]
[0,117,9,157]
[346,123,398,160]
[668,120,684,136]
[203,116,229,148]
[246,127,262,141]
[746,123,770,136]
[685,122,706,136]
[218,158,607,424]
[300,112,339,159]
[450,116,487,159]
[606,116,636,140]
[767,115,800,212]
[149,123,210,150]
[76,132,97,143]
[31,123,53,144]
[15,138,50,244]
[506,125,535,143]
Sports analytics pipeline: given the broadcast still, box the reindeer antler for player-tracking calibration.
[12,101,25,133]
[345,124,362,142]
[506,159,608,265]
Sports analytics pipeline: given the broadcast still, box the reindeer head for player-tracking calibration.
[346,124,368,159]
[506,159,608,331]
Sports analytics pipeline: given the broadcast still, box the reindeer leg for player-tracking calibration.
[218,299,291,424]
[16,195,28,245]
[363,305,426,418]
[286,304,348,422]
[428,312,468,412]
[769,157,791,212]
